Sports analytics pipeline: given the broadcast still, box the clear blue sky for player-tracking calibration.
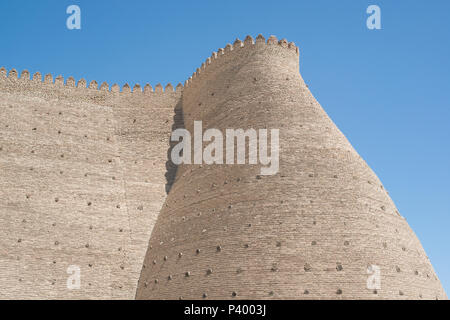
[1,0,449,294]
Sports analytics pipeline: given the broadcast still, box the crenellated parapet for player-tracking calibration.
[0,66,183,94]
[1,34,299,98]
[184,34,299,89]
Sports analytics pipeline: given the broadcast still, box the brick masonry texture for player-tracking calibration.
[0,71,180,299]
[0,34,447,300]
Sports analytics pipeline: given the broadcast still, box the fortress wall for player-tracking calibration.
[0,69,180,299]
[0,34,446,300]
[136,36,447,299]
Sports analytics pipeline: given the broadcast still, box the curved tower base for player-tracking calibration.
[136,35,446,300]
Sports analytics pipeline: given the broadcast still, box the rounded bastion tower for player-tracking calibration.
[136,35,447,300]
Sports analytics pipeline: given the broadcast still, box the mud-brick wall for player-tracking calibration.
[136,35,447,300]
[0,70,180,299]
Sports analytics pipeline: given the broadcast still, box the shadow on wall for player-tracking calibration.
[165,100,184,194]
